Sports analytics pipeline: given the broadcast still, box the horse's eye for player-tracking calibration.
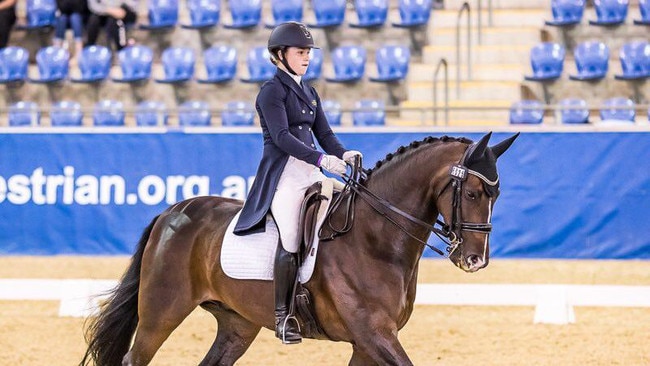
[466,191,477,200]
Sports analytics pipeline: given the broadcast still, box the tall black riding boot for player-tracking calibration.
[274,243,302,344]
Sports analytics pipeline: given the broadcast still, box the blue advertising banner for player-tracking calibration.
[0,130,649,259]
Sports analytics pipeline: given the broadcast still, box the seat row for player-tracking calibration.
[5,98,388,127]
[546,0,650,27]
[6,100,256,127]
[16,0,433,32]
[524,40,650,82]
[510,97,649,124]
[0,43,410,85]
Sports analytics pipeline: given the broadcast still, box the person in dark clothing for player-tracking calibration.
[54,0,88,61]
[86,0,137,51]
[233,21,362,345]
[0,0,17,49]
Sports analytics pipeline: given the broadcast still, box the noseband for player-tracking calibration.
[321,148,496,257]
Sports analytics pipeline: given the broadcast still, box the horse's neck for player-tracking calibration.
[356,159,442,265]
[365,163,441,231]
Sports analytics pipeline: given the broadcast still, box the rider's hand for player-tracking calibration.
[342,150,363,165]
[319,155,347,177]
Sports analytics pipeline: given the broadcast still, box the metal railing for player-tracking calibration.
[432,58,449,125]
[456,2,472,98]
[1,103,649,128]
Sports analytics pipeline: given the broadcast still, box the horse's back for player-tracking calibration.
[141,196,243,293]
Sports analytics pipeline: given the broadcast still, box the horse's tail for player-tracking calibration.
[79,215,159,366]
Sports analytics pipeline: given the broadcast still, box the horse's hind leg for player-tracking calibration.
[198,302,262,366]
[122,292,197,365]
[123,260,200,364]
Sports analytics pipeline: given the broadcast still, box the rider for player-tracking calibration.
[233,21,362,344]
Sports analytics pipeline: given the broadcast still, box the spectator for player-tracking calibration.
[86,0,137,51]
[0,0,16,48]
[54,0,88,62]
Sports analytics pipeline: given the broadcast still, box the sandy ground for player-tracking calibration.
[0,257,649,365]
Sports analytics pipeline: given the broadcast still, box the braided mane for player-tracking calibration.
[363,135,473,180]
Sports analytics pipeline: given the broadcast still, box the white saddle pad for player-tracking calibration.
[221,179,335,283]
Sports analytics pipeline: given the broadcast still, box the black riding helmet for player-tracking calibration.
[267,22,319,75]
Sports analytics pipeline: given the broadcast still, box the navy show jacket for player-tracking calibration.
[234,70,347,235]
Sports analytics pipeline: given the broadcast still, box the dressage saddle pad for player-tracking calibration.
[220,179,334,283]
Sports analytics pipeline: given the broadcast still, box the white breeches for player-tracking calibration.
[271,156,327,253]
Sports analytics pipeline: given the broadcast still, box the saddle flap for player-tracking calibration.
[299,180,332,263]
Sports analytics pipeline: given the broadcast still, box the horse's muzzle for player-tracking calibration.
[451,252,488,273]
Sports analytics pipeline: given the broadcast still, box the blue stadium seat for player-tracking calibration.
[240,46,275,83]
[224,0,261,29]
[524,42,565,81]
[50,101,83,126]
[198,45,237,84]
[559,98,589,124]
[350,0,388,28]
[93,100,125,126]
[155,47,195,84]
[266,0,303,28]
[303,48,323,82]
[369,45,410,82]
[634,0,650,25]
[392,0,432,28]
[140,0,179,30]
[30,46,69,84]
[71,46,112,83]
[545,0,585,26]
[308,0,346,28]
[614,41,650,80]
[0,47,29,84]
[322,99,342,126]
[178,101,212,126]
[325,45,367,83]
[352,99,385,126]
[9,101,40,126]
[589,0,629,26]
[181,0,220,29]
[113,45,154,83]
[509,100,544,124]
[569,41,609,81]
[600,97,636,122]
[221,101,255,126]
[135,101,169,126]
[15,0,56,30]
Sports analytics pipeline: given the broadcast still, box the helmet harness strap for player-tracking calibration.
[277,47,298,76]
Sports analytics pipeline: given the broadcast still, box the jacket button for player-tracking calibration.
[302,110,305,113]
[299,126,302,130]
[309,111,313,115]
[311,143,315,147]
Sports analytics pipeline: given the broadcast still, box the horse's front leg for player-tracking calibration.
[348,344,382,366]
[350,326,412,366]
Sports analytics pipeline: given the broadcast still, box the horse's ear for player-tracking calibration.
[465,132,492,164]
[490,132,520,159]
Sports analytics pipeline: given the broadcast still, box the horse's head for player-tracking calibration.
[436,132,519,273]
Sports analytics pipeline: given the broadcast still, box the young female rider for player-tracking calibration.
[233,22,362,344]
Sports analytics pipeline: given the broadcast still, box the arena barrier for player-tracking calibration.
[1,279,649,324]
[1,127,649,259]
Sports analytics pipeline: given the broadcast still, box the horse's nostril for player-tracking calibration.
[467,255,482,267]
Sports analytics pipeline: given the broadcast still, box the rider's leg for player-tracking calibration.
[270,157,317,344]
[273,240,302,344]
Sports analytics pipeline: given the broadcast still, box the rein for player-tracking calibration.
[319,149,494,257]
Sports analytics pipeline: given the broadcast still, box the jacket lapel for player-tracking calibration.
[276,70,316,111]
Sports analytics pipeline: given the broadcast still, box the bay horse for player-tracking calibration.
[81,132,518,366]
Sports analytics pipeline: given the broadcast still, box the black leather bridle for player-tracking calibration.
[319,151,496,257]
